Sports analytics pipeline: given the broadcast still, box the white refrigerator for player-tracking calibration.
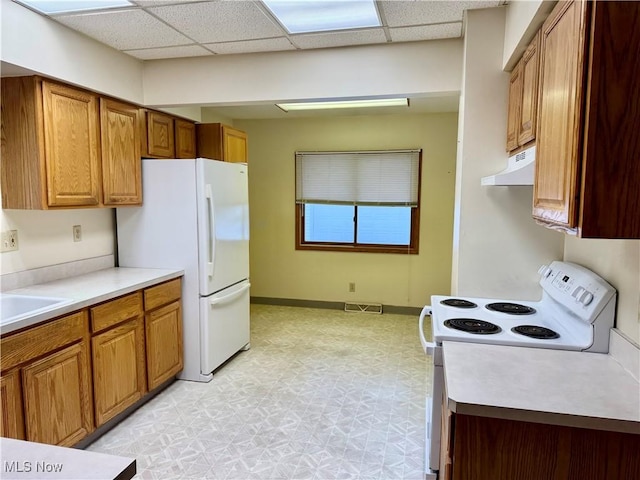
[116,158,250,382]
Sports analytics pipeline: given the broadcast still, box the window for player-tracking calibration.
[295,150,421,253]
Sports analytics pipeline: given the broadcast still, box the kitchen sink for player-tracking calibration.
[0,294,73,326]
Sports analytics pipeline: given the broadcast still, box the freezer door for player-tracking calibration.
[196,159,250,295]
[200,280,251,374]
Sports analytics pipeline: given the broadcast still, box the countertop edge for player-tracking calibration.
[1,268,184,335]
[446,398,640,435]
[0,438,136,480]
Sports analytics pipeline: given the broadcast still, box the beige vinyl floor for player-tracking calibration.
[87,304,432,479]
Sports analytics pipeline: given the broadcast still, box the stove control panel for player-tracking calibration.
[539,261,616,323]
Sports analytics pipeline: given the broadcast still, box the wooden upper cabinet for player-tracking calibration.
[175,119,196,158]
[518,31,540,146]
[506,61,523,152]
[197,123,248,163]
[146,111,175,158]
[534,0,640,238]
[1,77,101,209]
[506,31,540,153]
[43,81,102,207]
[100,98,142,205]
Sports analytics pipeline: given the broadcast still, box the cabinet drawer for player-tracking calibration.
[1,311,87,371]
[144,278,182,311]
[91,292,143,333]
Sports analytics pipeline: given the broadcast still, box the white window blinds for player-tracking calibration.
[295,150,421,206]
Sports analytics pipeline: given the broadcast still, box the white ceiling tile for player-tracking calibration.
[380,1,501,27]
[389,22,462,42]
[124,44,213,60]
[149,1,284,44]
[292,28,387,50]
[55,9,193,50]
[206,37,295,55]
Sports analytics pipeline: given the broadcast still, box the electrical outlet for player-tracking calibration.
[349,282,356,293]
[73,225,82,242]
[1,230,19,252]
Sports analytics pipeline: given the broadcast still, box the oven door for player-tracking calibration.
[420,306,442,478]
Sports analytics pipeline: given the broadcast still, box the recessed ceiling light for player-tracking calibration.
[261,0,381,34]
[14,0,133,15]
[276,98,409,112]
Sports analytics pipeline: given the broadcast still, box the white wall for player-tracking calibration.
[0,208,114,275]
[237,113,458,307]
[564,238,640,344]
[142,39,463,107]
[0,0,143,103]
[452,7,564,300]
[502,0,556,70]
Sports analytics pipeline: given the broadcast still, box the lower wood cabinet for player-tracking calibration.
[0,276,183,447]
[144,279,184,390]
[0,369,25,440]
[92,317,146,426]
[445,413,640,479]
[22,342,94,447]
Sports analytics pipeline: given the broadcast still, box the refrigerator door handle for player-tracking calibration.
[210,283,251,306]
[206,184,215,278]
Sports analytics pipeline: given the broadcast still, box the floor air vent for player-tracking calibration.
[344,302,383,314]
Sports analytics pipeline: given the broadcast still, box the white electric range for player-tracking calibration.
[418,261,617,479]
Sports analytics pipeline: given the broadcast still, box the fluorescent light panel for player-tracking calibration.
[261,0,380,34]
[277,98,409,112]
[15,0,133,15]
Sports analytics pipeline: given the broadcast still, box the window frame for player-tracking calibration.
[295,150,422,254]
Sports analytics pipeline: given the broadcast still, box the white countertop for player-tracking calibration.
[0,438,135,480]
[442,341,640,434]
[1,267,183,335]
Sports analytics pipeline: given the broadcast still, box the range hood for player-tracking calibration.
[481,146,535,186]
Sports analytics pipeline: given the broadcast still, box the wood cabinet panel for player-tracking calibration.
[143,278,181,311]
[450,414,640,480]
[506,61,523,153]
[578,1,640,238]
[518,31,540,146]
[92,317,146,426]
[223,125,248,163]
[175,119,196,158]
[533,0,587,227]
[1,311,86,371]
[146,300,183,390]
[91,291,143,333]
[100,98,142,205]
[0,370,25,440]
[197,123,248,163]
[22,342,94,446]
[42,80,101,207]
[146,111,175,158]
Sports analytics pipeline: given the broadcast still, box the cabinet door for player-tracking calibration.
[0,369,25,440]
[92,317,146,426]
[100,98,142,205]
[175,119,196,159]
[222,125,248,163]
[518,31,540,146]
[147,111,175,158]
[22,342,94,446]
[506,60,523,153]
[146,300,183,390]
[42,81,101,207]
[533,0,589,227]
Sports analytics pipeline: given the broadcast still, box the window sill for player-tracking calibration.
[296,243,418,254]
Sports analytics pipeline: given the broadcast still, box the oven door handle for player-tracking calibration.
[419,305,436,355]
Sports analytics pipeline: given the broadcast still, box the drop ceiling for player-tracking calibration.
[21,0,506,60]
